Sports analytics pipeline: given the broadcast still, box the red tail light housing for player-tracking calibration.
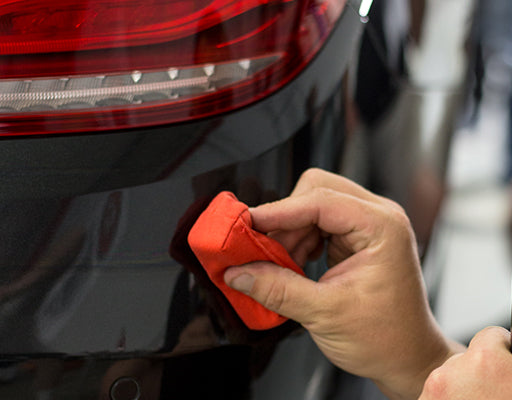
[0,0,347,136]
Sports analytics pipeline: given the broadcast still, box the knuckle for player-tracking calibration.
[250,265,291,313]
[422,367,449,400]
[309,186,336,202]
[383,202,414,237]
[300,168,324,185]
[468,347,494,373]
[261,279,287,313]
[388,202,409,225]
[380,197,407,219]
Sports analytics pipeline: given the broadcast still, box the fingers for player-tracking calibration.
[291,168,385,205]
[269,226,324,266]
[249,168,406,263]
[224,262,326,326]
[251,188,386,253]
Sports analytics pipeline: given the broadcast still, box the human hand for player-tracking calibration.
[224,168,458,400]
[419,326,512,400]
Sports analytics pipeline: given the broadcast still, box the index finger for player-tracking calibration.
[291,168,386,205]
[251,188,383,253]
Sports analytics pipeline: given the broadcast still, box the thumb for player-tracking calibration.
[224,262,323,326]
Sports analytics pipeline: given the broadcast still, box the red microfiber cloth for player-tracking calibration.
[187,191,305,330]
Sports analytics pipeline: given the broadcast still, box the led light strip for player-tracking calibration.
[0,56,278,112]
[0,77,212,102]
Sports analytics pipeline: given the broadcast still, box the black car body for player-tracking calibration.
[0,0,474,398]
[0,0,368,398]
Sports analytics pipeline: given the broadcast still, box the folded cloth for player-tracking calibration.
[187,191,305,330]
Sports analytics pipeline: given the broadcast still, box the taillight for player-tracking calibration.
[0,0,347,136]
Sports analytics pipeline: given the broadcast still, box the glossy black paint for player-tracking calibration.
[0,4,363,399]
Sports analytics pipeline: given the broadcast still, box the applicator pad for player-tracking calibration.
[187,191,305,330]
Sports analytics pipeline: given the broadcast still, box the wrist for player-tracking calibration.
[374,329,465,400]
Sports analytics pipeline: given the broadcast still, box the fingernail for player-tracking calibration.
[227,273,255,295]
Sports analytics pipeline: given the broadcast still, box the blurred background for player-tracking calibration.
[424,0,512,344]
[342,0,512,347]
[334,1,512,397]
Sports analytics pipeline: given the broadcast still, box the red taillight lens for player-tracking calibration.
[1,0,294,54]
[0,0,347,136]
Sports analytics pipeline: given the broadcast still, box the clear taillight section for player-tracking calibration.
[0,0,347,136]
[0,57,277,111]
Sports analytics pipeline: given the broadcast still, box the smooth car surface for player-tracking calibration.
[0,0,367,398]
[0,0,474,398]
